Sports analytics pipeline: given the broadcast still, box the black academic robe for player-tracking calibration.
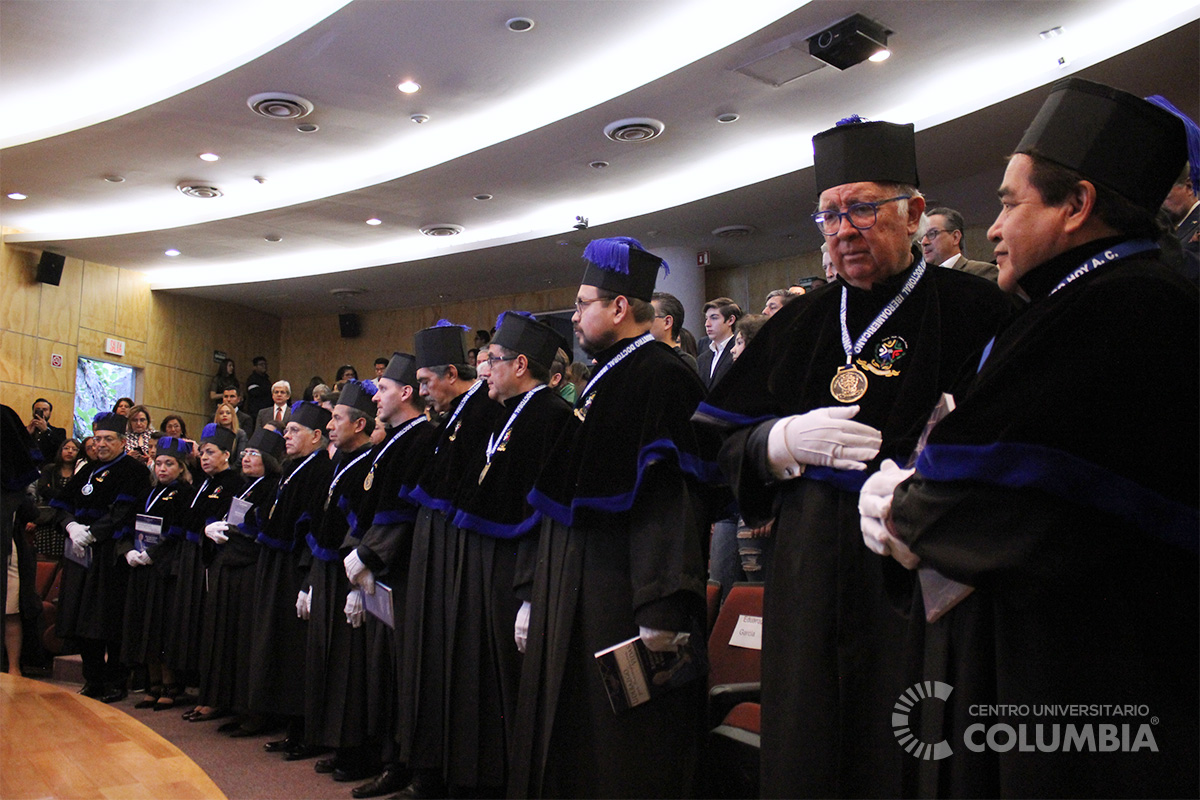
[169,468,242,676]
[248,449,333,717]
[198,472,278,710]
[341,416,437,762]
[890,238,1199,798]
[510,336,714,799]
[54,454,151,643]
[696,255,1010,799]
[443,386,573,790]
[120,479,194,665]
[400,382,502,771]
[305,441,375,749]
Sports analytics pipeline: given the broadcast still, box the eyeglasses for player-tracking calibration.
[242,449,261,458]
[811,195,911,236]
[485,355,519,366]
[920,228,951,242]
[574,296,611,313]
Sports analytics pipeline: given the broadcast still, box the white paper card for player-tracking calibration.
[728,614,763,650]
[227,496,252,528]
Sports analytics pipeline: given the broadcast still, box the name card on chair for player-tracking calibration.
[729,614,762,650]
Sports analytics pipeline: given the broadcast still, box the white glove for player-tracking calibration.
[205,520,230,544]
[858,459,920,569]
[66,521,95,548]
[344,589,365,628]
[639,627,690,653]
[514,601,531,653]
[125,549,142,567]
[766,406,882,480]
[344,548,376,594]
[296,589,311,620]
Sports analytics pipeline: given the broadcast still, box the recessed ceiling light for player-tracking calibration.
[868,49,891,62]
[397,80,421,94]
[410,114,430,124]
[104,175,125,183]
[296,123,319,133]
[366,218,382,226]
[7,192,27,200]
[199,152,220,162]
[716,113,740,124]
[264,234,282,242]
[590,161,610,169]
[473,194,493,201]
[506,17,535,32]
[1040,26,1065,39]
[164,249,181,257]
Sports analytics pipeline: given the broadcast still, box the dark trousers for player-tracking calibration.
[77,636,124,686]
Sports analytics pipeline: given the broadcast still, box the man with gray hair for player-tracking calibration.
[920,206,999,281]
[696,116,1008,797]
[256,380,293,432]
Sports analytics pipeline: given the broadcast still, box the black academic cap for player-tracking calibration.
[414,321,469,369]
[493,311,561,370]
[813,117,919,194]
[579,237,667,302]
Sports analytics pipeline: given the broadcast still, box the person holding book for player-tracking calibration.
[120,436,194,709]
[694,119,1008,797]
[510,237,712,798]
[859,79,1199,798]
[53,411,152,703]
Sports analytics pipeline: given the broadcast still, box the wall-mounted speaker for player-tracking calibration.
[36,251,66,286]
[339,313,361,339]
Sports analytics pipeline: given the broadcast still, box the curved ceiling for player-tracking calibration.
[2,0,1197,315]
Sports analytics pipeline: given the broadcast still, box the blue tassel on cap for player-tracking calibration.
[347,379,378,397]
[201,423,219,439]
[434,318,469,329]
[92,411,115,425]
[495,310,536,331]
[1146,94,1200,196]
[836,114,868,126]
[583,237,669,276]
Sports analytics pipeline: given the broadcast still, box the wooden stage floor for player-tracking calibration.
[0,673,225,799]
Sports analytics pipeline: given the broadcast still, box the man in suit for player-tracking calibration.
[26,398,66,465]
[650,291,699,373]
[255,380,293,432]
[221,387,253,433]
[697,296,740,390]
[921,206,1000,281]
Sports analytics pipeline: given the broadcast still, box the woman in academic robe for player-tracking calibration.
[120,437,195,708]
[197,428,285,735]
[172,424,242,718]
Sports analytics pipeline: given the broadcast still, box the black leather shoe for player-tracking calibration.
[99,686,128,704]
[264,737,298,752]
[79,683,104,698]
[333,765,379,783]
[390,773,446,799]
[284,744,329,761]
[353,765,411,798]
[314,757,340,774]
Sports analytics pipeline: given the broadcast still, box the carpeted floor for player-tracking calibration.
[46,679,368,800]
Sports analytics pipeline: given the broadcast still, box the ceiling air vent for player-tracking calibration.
[247,92,314,120]
[177,183,223,199]
[712,224,755,238]
[420,224,464,237]
[603,118,665,143]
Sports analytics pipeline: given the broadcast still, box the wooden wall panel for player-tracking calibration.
[37,257,84,344]
[0,330,38,384]
[115,269,151,343]
[0,241,41,336]
[34,339,77,394]
[79,262,119,332]
[77,327,146,370]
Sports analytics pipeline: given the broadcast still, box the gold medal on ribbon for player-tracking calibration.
[478,461,491,485]
[830,365,868,403]
[363,468,374,491]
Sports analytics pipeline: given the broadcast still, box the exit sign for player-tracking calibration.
[104,338,126,357]
[697,250,711,267]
